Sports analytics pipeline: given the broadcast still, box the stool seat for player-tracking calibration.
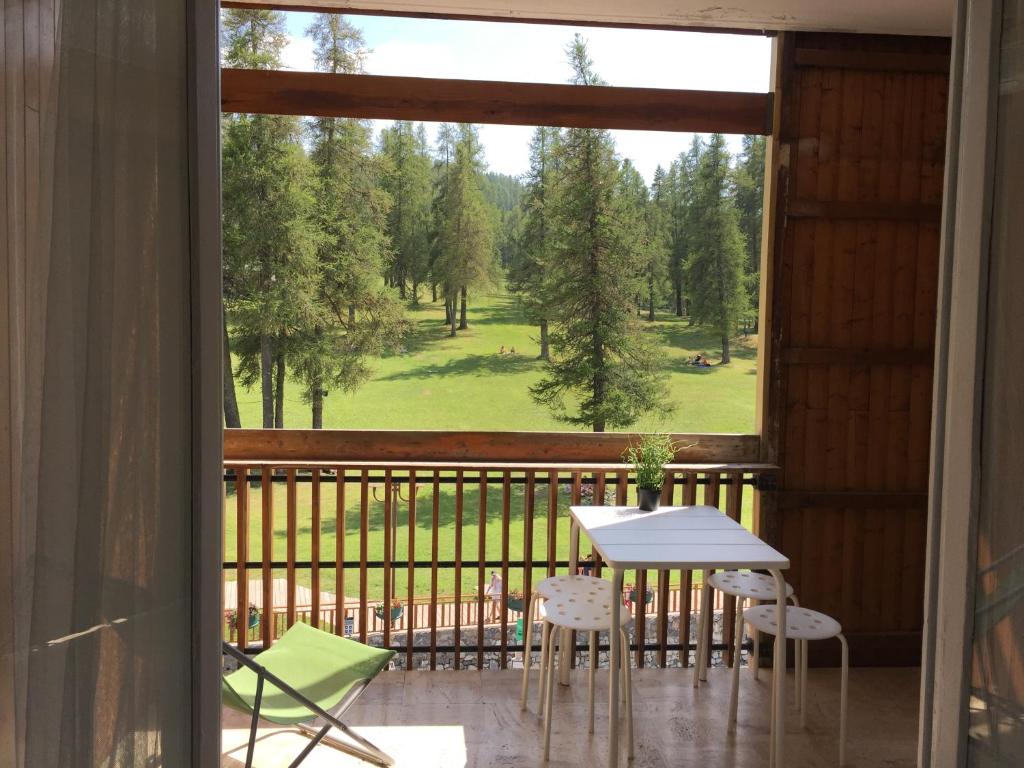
[707,570,795,601]
[535,574,612,600]
[539,592,631,633]
[744,605,843,641]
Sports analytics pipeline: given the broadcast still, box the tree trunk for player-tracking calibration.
[539,320,550,361]
[721,334,731,364]
[431,283,437,303]
[647,277,656,322]
[274,350,285,428]
[348,305,356,324]
[444,298,452,325]
[449,297,457,337]
[223,322,241,428]
[458,286,468,330]
[311,385,323,429]
[675,281,684,317]
[412,279,419,304]
[593,419,605,433]
[260,334,273,428]
[398,279,406,299]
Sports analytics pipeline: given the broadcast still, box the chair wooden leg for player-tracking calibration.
[521,593,537,711]
[752,626,760,681]
[543,626,559,761]
[839,634,849,766]
[728,598,745,731]
[768,636,778,768]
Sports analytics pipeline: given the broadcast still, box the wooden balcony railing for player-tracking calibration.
[222,429,775,671]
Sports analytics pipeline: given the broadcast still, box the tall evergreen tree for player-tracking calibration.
[531,36,666,432]
[733,134,766,314]
[433,124,497,336]
[221,9,319,428]
[379,121,433,301]
[430,123,458,320]
[666,139,701,318]
[294,13,406,428]
[645,165,673,321]
[511,126,560,359]
[685,133,748,363]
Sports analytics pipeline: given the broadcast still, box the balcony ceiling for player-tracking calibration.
[258,0,954,37]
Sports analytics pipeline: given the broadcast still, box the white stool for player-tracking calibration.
[697,570,802,730]
[741,605,849,766]
[518,575,634,761]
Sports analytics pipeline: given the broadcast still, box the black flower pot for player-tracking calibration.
[637,487,661,512]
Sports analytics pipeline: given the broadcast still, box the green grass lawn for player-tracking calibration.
[234,291,759,433]
[226,291,759,610]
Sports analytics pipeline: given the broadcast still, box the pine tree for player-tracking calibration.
[666,138,702,318]
[645,165,673,321]
[433,124,497,336]
[531,36,666,432]
[379,121,433,301]
[685,133,748,363]
[733,134,766,315]
[430,123,458,323]
[293,13,406,428]
[511,126,560,359]
[222,9,320,428]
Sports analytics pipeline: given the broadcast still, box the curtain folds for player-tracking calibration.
[4,1,195,765]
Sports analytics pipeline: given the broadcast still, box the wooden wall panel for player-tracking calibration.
[763,32,949,666]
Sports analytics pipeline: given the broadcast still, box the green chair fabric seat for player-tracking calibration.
[223,622,396,767]
[223,622,395,725]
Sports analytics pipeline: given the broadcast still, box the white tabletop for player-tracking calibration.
[568,505,790,571]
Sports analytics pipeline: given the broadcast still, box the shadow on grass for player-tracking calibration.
[379,352,540,382]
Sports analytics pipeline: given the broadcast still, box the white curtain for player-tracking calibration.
[4,0,196,764]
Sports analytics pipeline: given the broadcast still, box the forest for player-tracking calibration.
[222,10,765,433]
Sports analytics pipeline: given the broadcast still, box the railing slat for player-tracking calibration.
[547,471,560,578]
[523,471,535,662]
[477,471,488,670]
[311,469,321,629]
[454,470,464,669]
[261,467,273,647]
[430,471,440,670]
[235,466,248,650]
[407,469,417,670]
[383,468,393,651]
[335,468,346,637]
[500,471,511,669]
[359,469,369,643]
[286,468,297,629]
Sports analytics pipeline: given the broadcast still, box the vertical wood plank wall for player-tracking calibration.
[1,1,59,757]
[763,32,950,665]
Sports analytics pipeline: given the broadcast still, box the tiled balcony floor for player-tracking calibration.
[222,666,919,768]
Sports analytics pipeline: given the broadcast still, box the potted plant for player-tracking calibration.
[506,589,525,613]
[623,433,676,511]
[374,599,404,625]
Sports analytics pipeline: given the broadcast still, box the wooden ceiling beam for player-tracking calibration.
[221,68,774,134]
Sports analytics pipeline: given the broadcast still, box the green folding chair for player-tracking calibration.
[222,622,396,767]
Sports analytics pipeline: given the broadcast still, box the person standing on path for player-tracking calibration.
[485,570,503,622]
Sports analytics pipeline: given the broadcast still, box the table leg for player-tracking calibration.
[559,520,581,686]
[770,569,787,768]
[608,567,624,768]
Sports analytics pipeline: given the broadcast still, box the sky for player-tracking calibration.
[280,14,771,183]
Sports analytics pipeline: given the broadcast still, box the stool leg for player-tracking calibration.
[537,619,551,717]
[839,634,848,766]
[800,640,808,728]
[693,583,710,687]
[543,626,559,761]
[588,630,597,734]
[791,595,801,713]
[620,629,634,760]
[728,598,745,731]
[700,584,712,682]
[752,626,760,682]
[521,593,537,711]
[768,640,776,768]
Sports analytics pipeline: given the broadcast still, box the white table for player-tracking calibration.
[565,505,790,768]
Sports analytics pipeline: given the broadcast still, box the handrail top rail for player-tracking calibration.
[223,459,779,473]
